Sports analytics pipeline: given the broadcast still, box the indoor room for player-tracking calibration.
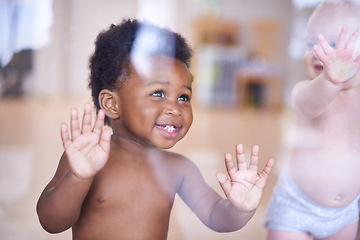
[1,0,359,239]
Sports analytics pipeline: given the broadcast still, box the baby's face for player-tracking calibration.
[114,54,193,149]
[304,3,360,80]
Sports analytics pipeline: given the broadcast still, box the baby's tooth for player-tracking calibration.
[164,125,175,132]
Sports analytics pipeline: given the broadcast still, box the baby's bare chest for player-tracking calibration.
[87,163,178,209]
[318,100,360,147]
[74,165,178,239]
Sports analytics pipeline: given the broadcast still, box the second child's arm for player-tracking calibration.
[36,103,112,233]
[292,27,360,118]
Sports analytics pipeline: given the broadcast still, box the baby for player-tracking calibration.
[265,1,360,239]
[36,19,274,240]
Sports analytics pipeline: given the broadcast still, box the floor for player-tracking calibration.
[0,94,358,240]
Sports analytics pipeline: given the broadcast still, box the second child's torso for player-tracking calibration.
[72,145,184,240]
[290,90,360,208]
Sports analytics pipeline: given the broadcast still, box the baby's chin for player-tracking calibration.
[154,140,178,150]
[308,68,323,80]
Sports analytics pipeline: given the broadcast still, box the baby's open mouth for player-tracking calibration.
[314,63,323,72]
[315,65,323,71]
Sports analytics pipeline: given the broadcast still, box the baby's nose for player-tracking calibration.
[165,100,181,116]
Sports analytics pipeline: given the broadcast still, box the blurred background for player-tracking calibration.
[0,0,342,239]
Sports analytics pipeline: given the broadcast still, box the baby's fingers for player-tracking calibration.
[99,126,113,154]
[335,26,348,50]
[317,34,333,55]
[235,144,247,171]
[249,145,259,172]
[81,103,93,133]
[355,54,360,65]
[225,153,237,176]
[257,158,274,188]
[216,172,231,197]
[93,109,106,135]
[60,123,71,150]
[70,108,81,139]
[345,29,359,52]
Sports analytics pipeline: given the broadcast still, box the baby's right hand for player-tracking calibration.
[60,103,112,180]
[314,26,360,85]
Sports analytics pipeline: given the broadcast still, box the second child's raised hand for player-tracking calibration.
[61,103,113,180]
[314,26,360,85]
[216,144,274,212]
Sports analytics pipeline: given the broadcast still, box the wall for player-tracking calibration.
[31,0,294,100]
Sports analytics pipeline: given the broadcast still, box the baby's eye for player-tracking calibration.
[306,42,336,49]
[306,42,315,49]
[152,90,165,98]
[178,94,190,102]
[328,42,336,48]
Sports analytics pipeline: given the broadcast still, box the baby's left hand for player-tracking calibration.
[315,26,360,85]
[216,144,274,212]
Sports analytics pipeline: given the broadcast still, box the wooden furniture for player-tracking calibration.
[236,61,283,109]
[236,18,284,109]
[192,16,242,108]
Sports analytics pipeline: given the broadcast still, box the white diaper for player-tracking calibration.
[264,170,360,238]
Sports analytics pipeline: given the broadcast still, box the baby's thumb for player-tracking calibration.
[99,127,113,151]
[216,172,231,196]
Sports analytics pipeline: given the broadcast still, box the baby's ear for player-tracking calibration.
[98,89,121,120]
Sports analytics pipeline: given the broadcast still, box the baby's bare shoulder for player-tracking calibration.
[153,149,201,181]
[159,150,196,168]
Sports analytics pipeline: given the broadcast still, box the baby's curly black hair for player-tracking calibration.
[89,18,193,125]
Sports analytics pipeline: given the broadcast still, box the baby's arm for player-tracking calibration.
[178,144,273,232]
[211,144,274,230]
[36,103,112,233]
[292,27,360,118]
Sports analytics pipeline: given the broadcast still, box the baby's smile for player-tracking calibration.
[164,125,176,133]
